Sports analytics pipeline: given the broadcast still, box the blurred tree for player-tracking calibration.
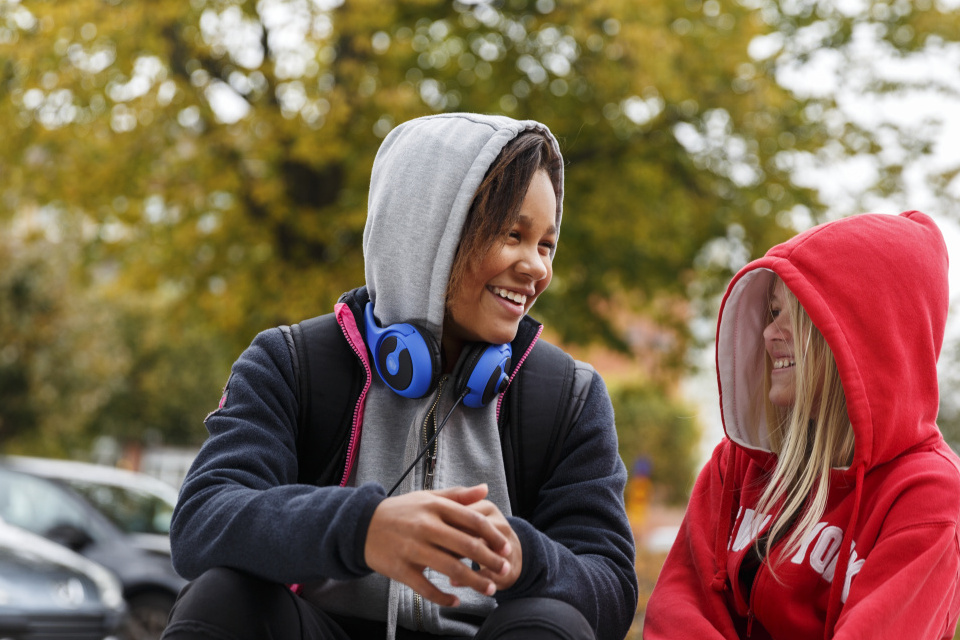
[0,216,128,456]
[0,0,823,350]
[611,381,700,504]
[938,341,960,453]
[2,0,959,466]
[0,215,233,452]
[81,292,236,447]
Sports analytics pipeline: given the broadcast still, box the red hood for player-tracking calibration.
[716,211,949,472]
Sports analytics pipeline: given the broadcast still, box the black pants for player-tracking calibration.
[161,567,595,640]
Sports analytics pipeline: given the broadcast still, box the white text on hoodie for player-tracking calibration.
[729,507,865,602]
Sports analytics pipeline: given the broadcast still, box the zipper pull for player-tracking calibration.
[746,609,754,638]
[424,455,437,490]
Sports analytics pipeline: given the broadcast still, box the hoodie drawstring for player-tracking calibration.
[711,442,739,592]
[824,463,865,639]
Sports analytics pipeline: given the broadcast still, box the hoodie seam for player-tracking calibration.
[934,446,960,477]
[772,221,834,258]
[418,112,501,131]
[881,520,956,538]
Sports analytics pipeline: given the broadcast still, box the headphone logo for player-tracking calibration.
[363,302,511,407]
[364,302,437,399]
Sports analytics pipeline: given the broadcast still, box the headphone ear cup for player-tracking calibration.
[365,303,440,398]
[457,343,512,409]
[404,324,441,396]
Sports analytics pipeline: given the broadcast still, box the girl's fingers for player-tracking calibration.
[433,500,510,557]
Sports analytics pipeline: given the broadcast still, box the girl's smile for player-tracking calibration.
[764,280,796,407]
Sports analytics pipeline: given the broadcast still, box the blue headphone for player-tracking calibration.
[363,302,511,408]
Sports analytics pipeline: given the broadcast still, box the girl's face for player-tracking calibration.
[444,170,557,352]
[764,280,796,407]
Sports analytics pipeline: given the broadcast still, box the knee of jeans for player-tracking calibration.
[543,598,590,631]
[481,597,594,640]
[190,567,260,598]
[169,567,286,625]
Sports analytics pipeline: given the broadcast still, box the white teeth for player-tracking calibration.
[772,358,795,369]
[492,286,527,305]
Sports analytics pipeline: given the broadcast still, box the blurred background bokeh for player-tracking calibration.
[4,0,960,637]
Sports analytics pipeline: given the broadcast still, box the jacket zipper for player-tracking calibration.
[414,377,447,630]
[414,593,425,631]
[421,376,447,491]
[495,324,542,423]
[335,306,372,487]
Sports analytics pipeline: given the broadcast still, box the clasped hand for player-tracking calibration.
[364,484,522,607]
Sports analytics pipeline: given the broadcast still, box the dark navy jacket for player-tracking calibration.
[170,291,638,640]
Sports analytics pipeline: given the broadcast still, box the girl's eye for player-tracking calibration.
[539,241,555,252]
[770,308,781,319]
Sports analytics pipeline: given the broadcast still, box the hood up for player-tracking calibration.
[362,113,563,339]
[710,211,949,637]
[716,210,948,472]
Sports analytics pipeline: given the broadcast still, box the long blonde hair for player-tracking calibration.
[753,278,855,568]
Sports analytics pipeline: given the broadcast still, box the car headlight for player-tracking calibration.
[82,560,125,611]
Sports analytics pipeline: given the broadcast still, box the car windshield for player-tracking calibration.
[0,468,99,541]
[59,479,175,536]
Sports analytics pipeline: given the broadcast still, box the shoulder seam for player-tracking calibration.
[882,520,957,539]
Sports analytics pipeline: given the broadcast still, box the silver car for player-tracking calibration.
[0,518,127,639]
[0,461,186,640]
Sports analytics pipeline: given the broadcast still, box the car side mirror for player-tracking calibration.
[45,522,95,552]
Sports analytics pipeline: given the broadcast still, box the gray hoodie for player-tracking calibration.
[304,113,565,636]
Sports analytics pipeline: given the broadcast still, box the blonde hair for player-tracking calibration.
[754,278,855,570]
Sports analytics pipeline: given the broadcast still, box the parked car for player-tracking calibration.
[0,463,186,640]
[2,456,181,557]
[0,517,127,639]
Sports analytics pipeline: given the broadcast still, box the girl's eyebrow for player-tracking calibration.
[517,214,558,236]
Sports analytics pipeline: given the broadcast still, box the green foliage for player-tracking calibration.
[0,220,233,450]
[938,339,960,454]
[612,382,700,504]
[2,0,960,454]
[0,224,127,455]
[0,0,819,349]
[83,295,235,447]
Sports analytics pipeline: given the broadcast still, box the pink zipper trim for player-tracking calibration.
[335,302,372,487]
[289,306,371,596]
[495,324,543,423]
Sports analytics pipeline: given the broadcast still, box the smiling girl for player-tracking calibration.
[645,211,960,639]
[163,114,637,640]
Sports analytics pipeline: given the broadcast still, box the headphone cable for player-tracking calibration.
[387,387,469,497]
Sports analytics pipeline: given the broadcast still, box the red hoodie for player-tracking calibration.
[645,211,960,639]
